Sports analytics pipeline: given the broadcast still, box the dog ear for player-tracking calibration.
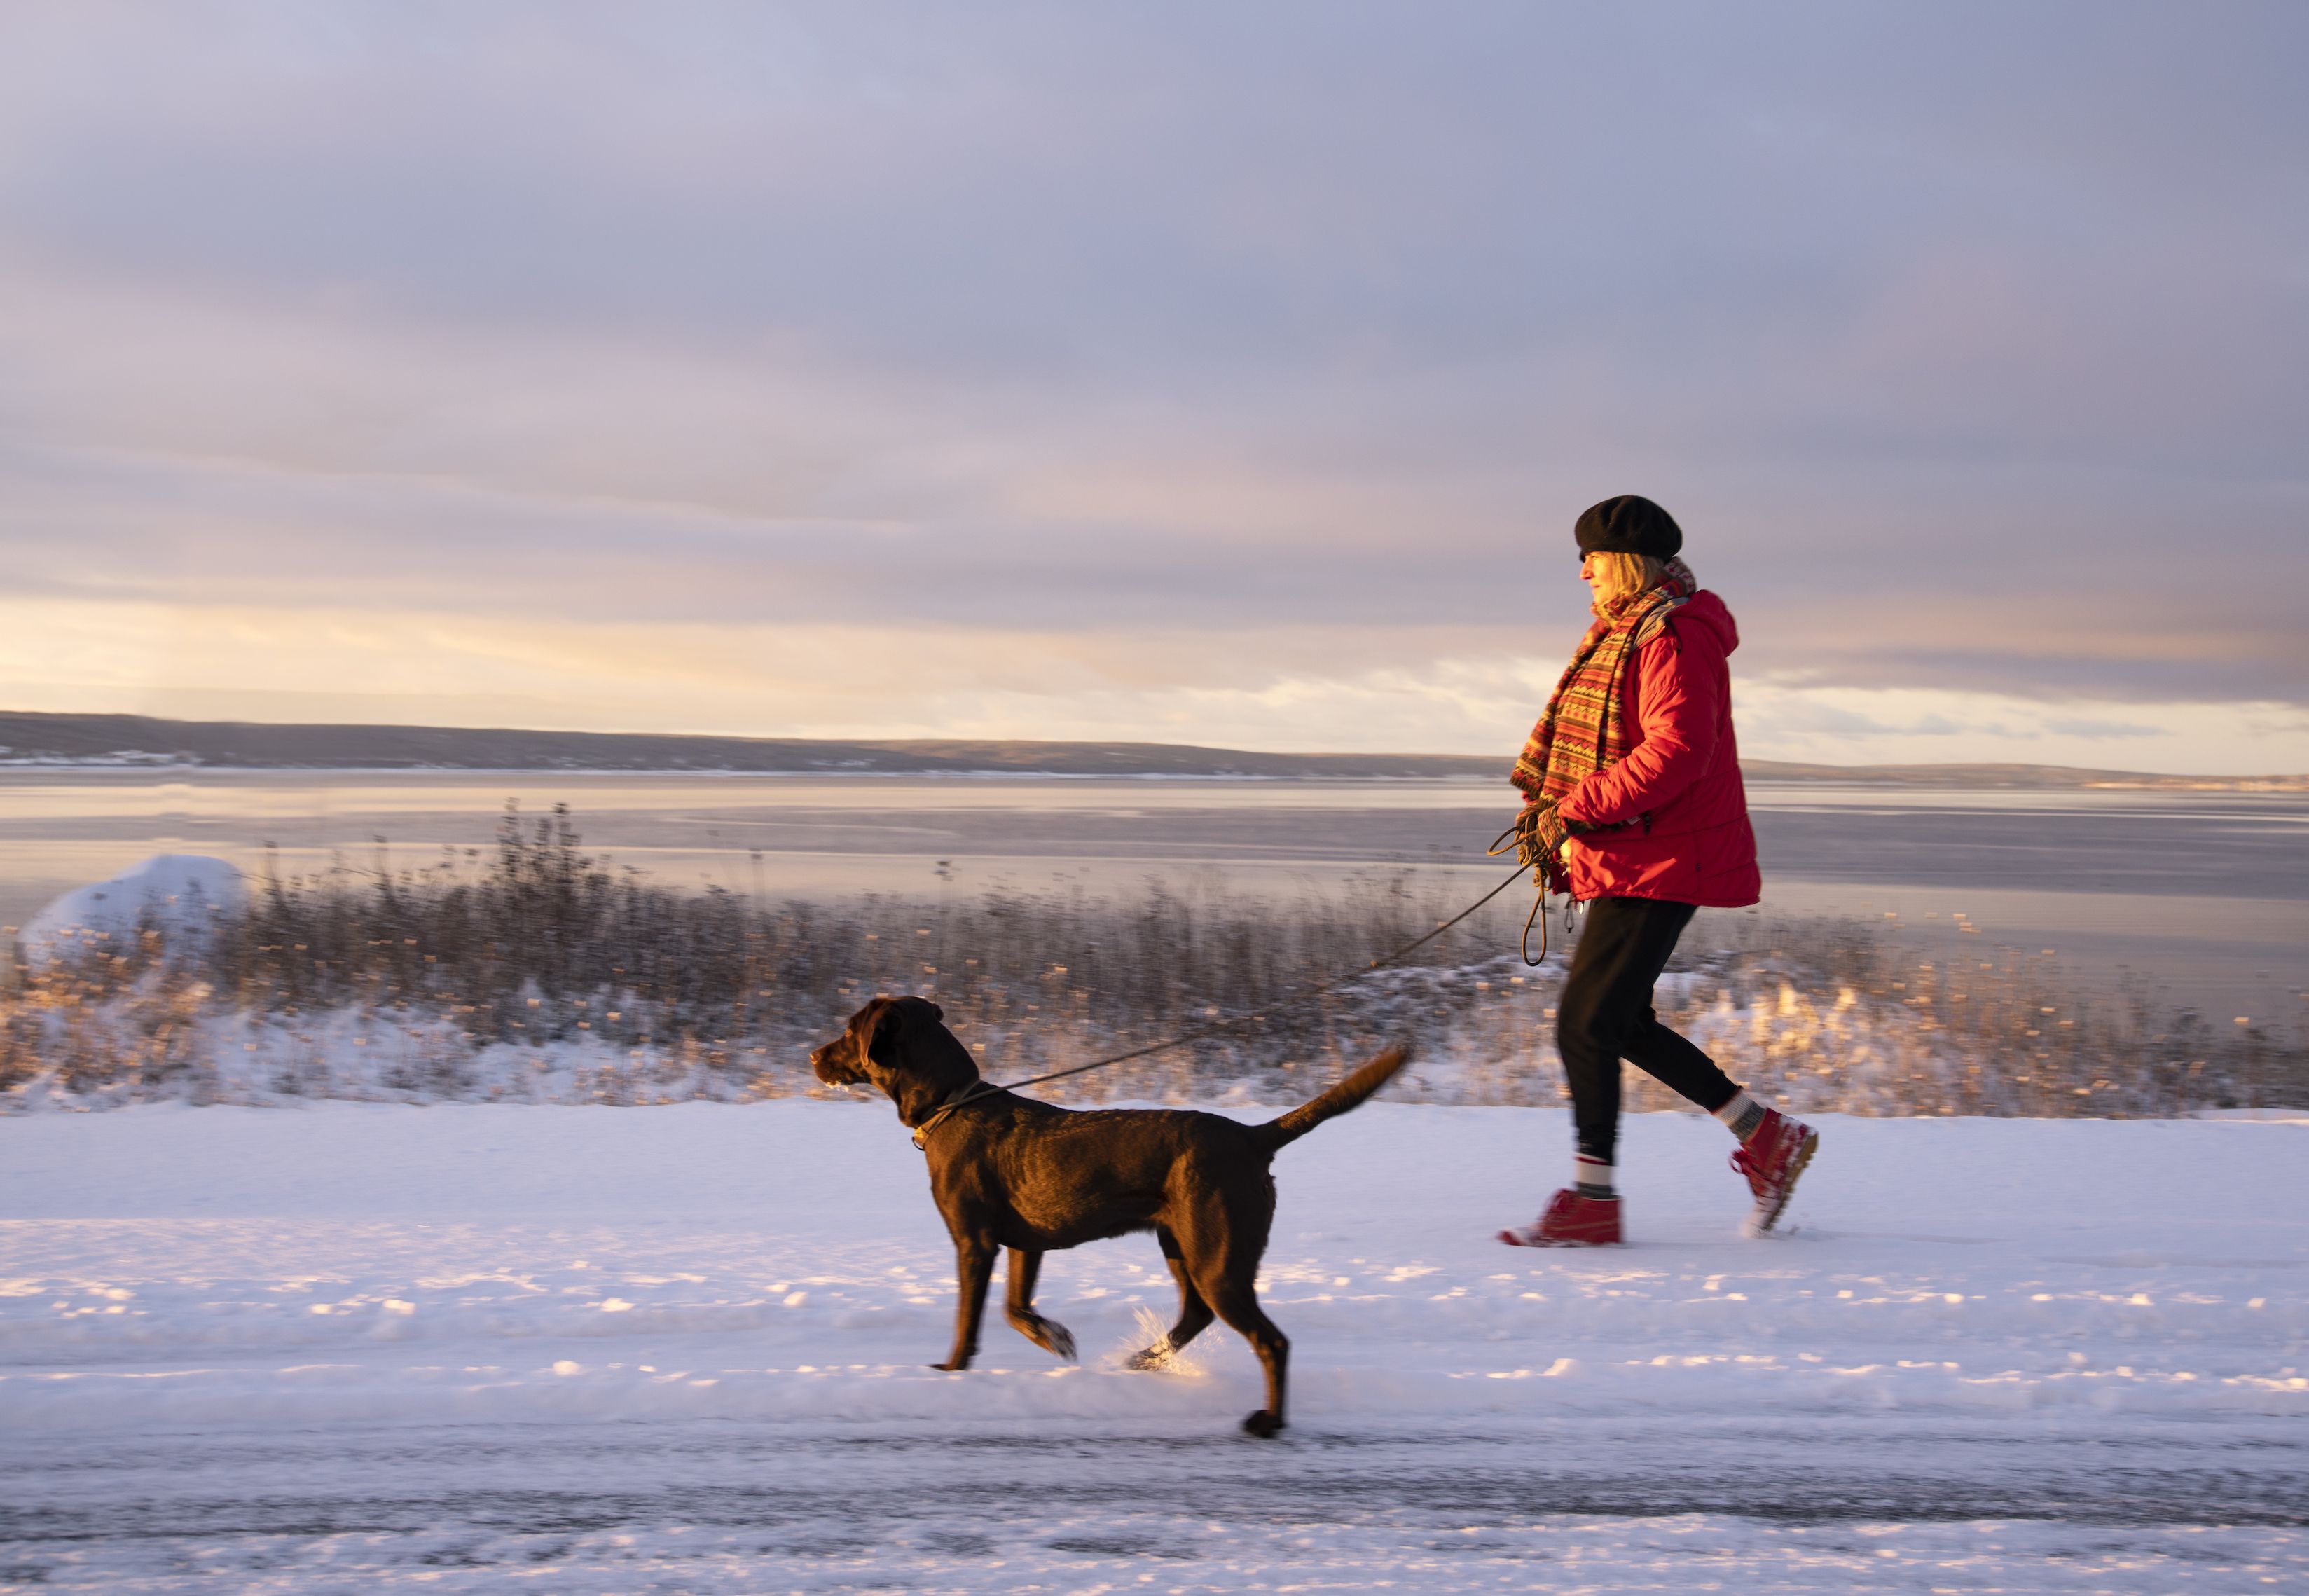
[863,999,904,1067]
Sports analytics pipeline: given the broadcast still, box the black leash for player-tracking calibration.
[909,839,1564,1149]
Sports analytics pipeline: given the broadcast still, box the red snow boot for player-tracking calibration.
[1499,1188,1622,1248]
[1730,1108,1818,1235]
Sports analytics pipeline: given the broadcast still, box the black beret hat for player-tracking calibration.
[1574,495,1683,560]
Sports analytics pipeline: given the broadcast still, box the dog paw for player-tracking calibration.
[1240,1410,1284,1438]
[930,1359,972,1372]
[1045,1322,1077,1362]
[1124,1342,1169,1372]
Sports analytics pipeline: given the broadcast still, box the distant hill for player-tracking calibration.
[0,711,2301,790]
[0,713,1498,780]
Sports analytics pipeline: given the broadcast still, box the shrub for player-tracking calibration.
[3,804,2298,1114]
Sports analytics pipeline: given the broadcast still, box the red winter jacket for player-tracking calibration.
[1546,589,1761,909]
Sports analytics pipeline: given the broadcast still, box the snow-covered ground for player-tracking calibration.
[2,1099,2303,1592]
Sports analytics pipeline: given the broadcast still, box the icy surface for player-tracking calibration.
[15,853,245,965]
[1,1101,2303,1590]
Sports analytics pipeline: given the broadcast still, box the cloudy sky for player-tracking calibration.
[1,1,2302,770]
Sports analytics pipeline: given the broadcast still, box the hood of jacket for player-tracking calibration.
[1667,589,1739,656]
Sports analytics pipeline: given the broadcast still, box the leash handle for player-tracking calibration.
[1522,887,1548,967]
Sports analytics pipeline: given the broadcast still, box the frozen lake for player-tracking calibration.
[1,770,2303,1015]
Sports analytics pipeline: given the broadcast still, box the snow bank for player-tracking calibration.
[15,853,245,965]
[14,965,2289,1119]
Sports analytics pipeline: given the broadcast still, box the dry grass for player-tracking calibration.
[2,804,2298,1113]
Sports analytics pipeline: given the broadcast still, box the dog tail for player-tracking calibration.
[1256,1045,1411,1153]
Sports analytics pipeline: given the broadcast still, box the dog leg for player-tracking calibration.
[1178,1195,1290,1436]
[1201,1270,1291,1438]
[1002,1247,1076,1361]
[1127,1228,1213,1370]
[935,1239,996,1371]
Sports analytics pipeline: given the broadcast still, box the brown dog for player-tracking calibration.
[810,995,1408,1436]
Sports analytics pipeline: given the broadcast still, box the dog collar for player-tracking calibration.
[909,1080,1001,1151]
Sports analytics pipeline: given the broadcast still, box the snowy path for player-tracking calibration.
[2,1101,2304,1591]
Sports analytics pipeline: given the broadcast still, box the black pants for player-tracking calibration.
[1556,896,1741,1164]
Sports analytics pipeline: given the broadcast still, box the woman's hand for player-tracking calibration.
[1510,802,1553,867]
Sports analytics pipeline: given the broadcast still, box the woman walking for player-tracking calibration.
[1499,495,1817,1246]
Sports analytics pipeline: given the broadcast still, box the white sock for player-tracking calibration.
[1714,1091,1767,1141]
[1573,1155,1615,1198]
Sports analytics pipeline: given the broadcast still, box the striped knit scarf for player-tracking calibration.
[1509,558,1697,883]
